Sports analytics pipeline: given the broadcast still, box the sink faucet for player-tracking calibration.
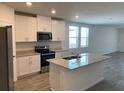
[71,52,74,55]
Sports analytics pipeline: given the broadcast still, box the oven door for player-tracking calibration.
[41,53,55,67]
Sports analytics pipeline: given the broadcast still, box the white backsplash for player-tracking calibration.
[16,42,36,51]
[36,41,62,49]
[16,41,62,51]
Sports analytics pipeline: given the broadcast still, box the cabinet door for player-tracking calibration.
[17,57,30,76]
[37,15,51,32]
[15,15,28,42]
[30,55,41,73]
[15,15,37,42]
[52,20,65,41]
[27,16,37,41]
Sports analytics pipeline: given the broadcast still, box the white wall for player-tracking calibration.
[88,26,118,54]
[118,29,124,52]
[0,3,15,24]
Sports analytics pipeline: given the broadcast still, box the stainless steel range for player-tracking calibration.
[35,46,55,73]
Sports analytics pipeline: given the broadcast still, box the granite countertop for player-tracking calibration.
[47,53,111,70]
[50,48,69,52]
[16,50,40,57]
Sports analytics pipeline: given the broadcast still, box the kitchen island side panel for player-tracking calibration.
[50,61,105,91]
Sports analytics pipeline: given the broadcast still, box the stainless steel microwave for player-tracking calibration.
[37,32,52,41]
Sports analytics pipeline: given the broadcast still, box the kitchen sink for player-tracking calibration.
[63,55,81,60]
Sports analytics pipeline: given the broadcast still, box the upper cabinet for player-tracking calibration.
[37,15,51,32]
[15,15,37,42]
[52,20,65,41]
[15,14,66,42]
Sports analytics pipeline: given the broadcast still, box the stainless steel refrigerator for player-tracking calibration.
[0,26,14,91]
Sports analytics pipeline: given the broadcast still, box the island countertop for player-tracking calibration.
[47,53,111,70]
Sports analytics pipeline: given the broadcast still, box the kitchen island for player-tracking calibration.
[47,53,110,91]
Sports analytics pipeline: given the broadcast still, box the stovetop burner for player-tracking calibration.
[35,46,50,53]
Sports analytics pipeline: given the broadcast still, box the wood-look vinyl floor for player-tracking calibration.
[14,52,124,91]
[14,72,51,91]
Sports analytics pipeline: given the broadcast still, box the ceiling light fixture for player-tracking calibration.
[26,2,32,6]
[51,10,56,14]
[75,15,79,19]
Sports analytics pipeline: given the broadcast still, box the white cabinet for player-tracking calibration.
[17,57,29,76]
[52,20,65,41]
[15,15,37,42]
[37,15,51,32]
[31,55,41,73]
[17,55,40,77]
[0,3,15,25]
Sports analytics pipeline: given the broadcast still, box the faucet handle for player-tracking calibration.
[71,52,74,55]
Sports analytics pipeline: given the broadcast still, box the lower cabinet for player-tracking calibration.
[17,55,40,77]
[31,55,41,73]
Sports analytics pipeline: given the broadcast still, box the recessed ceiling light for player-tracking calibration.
[26,2,32,6]
[51,10,56,14]
[75,15,79,19]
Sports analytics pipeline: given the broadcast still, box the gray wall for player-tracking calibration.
[88,26,118,54]
[118,28,124,52]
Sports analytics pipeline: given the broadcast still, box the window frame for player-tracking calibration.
[80,26,89,48]
[68,25,89,49]
[69,26,79,49]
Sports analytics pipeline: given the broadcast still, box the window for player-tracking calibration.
[69,26,89,49]
[80,27,89,47]
[69,26,79,48]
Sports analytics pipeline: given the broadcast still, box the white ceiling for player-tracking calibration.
[5,2,124,28]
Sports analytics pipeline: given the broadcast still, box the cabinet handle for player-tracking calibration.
[43,28,46,31]
[25,37,29,41]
